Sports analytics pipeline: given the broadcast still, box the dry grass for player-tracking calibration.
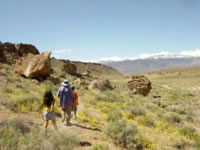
[79,67,200,149]
[1,64,200,149]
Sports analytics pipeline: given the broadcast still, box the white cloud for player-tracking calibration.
[180,49,200,57]
[81,49,200,63]
[98,56,129,62]
[51,49,72,59]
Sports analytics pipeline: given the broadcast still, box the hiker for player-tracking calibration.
[57,79,75,125]
[43,90,57,134]
[71,86,78,119]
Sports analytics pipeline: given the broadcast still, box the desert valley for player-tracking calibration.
[1,42,200,150]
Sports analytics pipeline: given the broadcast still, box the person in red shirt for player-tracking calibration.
[71,86,78,119]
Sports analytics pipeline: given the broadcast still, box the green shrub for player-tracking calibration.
[47,129,79,150]
[183,92,194,97]
[179,125,196,139]
[106,120,137,149]
[168,91,180,101]
[107,110,123,121]
[7,119,30,134]
[16,84,23,89]
[195,136,200,150]
[186,111,194,122]
[0,127,22,150]
[7,77,16,83]
[42,80,54,91]
[165,113,182,124]
[0,98,17,111]
[172,137,188,150]
[129,106,146,116]
[137,116,155,127]
[93,143,110,150]
[157,101,167,109]
[173,108,186,115]
[17,95,42,111]
[93,90,118,102]
[135,135,156,150]
[18,126,43,150]
[3,87,14,94]
[0,123,79,150]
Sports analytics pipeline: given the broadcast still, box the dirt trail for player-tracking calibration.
[49,97,119,150]
[54,118,112,150]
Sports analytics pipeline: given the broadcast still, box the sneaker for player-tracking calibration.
[66,122,72,126]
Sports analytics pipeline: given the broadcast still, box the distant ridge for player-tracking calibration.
[102,56,200,74]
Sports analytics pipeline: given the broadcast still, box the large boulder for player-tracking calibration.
[0,42,39,64]
[127,75,152,96]
[15,43,39,57]
[63,63,77,75]
[15,51,51,78]
[88,79,114,91]
[74,78,82,85]
[82,70,91,77]
[0,42,18,63]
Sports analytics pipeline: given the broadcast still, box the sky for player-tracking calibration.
[0,0,200,61]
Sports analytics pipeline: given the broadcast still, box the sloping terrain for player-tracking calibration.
[1,62,200,150]
[51,58,124,80]
[0,64,120,150]
[1,42,200,149]
[72,61,124,79]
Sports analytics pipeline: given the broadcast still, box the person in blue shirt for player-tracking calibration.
[57,79,75,125]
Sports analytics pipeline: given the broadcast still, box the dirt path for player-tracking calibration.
[49,97,119,150]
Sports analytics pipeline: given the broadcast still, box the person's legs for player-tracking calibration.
[50,111,57,130]
[52,120,57,130]
[44,110,49,135]
[61,108,66,122]
[71,107,74,119]
[72,106,77,119]
[74,108,77,119]
[66,106,72,125]
[45,120,49,135]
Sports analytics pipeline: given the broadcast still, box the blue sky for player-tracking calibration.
[0,0,200,61]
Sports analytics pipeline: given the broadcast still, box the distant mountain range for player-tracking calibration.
[100,54,200,74]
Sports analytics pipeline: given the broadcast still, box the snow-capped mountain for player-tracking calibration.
[96,51,200,74]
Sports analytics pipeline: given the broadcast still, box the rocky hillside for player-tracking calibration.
[51,58,124,80]
[0,41,124,79]
[0,42,39,64]
[72,61,124,79]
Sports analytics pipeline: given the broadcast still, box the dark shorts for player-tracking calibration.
[44,111,56,120]
[72,106,77,111]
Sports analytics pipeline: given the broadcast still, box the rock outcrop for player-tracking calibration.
[127,75,152,96]
[74,78,82,85]
[47,76,61,85]
[82,70,91,77]
[88,79,114,91]
[63,63,77,75]
[15,51,51,79]
[0,42,39,64]
[15,43,39,57]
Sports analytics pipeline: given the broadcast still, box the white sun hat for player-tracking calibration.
[61,79,70,86]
